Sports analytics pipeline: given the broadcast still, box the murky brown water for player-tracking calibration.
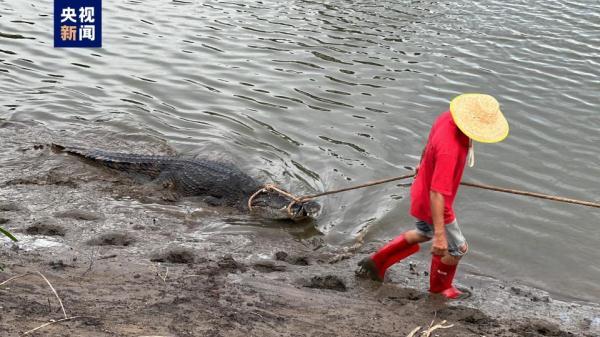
[1,0,599,303]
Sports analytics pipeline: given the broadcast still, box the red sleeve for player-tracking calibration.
[430,152,457,196]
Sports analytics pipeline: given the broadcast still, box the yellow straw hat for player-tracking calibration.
[450,93,509,143]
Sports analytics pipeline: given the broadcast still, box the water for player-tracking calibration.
[1,0,599,302]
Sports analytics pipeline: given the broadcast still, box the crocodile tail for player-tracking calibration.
[52,143,168,178]
[51,144,89,156]
[50,143,67,152]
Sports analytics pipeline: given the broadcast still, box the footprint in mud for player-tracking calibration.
[304,275,347,292]
[87,232,135,246]
[151,247,196,264]
[252,260,287,273]
[216,255,247,273]
[436,306,494,325]
[54,209,103,221]
[4,169,79,189]
[510,286,551,303]
[25,220,66,236]
[0,202,23,212]
[48,259,74,271]
[517,318,567,337]
[275,251,310,266]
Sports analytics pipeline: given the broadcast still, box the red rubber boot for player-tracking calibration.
[357,233,419,281]
[429,254,463,299]
[378,242,420,279]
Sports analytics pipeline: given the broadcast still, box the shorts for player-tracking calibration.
[414,219,467,257]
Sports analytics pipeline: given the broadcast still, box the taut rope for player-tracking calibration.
[248,171,600,216]
[459,181,600,208]
[298,173,417,202]
[248,174,416,217]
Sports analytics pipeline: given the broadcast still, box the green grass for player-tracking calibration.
[0,227,17,242]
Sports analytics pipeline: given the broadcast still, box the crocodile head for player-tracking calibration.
[249,191,321,221]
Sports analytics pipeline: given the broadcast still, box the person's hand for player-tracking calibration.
[415,164,420,176]
[431,233,448,256]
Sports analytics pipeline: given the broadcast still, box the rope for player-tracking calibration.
[297,173,416,202]
[460,181,600,208]
[247,173,416,218]
[248,171,600,215]
[247,183,301,212]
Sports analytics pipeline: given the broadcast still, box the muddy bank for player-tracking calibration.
[0,123,598,336]
[1,228,597,337]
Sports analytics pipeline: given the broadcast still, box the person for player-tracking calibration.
[356,93,509,299]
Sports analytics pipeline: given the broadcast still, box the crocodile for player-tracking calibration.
[51,144,321,221]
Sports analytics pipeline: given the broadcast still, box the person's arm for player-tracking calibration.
[430,190,448,256]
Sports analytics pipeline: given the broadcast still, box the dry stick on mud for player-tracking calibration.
[0,271,94,335]
[82,247,99,277]
[406,319,454,337]
[406,326,422,337]
[151,263,169,284]
[0,271,67,319]
[422,320,454,336]
[21,316,92,336]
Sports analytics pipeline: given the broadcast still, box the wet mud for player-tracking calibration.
[304,275,348,292]
[151,247,198,264]
[0,123,598,336]
[24,219,66,237]
[87,232,136,247]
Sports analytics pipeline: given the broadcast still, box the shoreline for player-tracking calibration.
[1,220,598,336]
[0,123,598,336]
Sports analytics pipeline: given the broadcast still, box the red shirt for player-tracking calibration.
[410,111,469,224]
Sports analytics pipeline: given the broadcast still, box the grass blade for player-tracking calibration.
[0,227,17,241]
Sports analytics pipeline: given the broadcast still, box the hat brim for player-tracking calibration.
[450,94,509,143]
